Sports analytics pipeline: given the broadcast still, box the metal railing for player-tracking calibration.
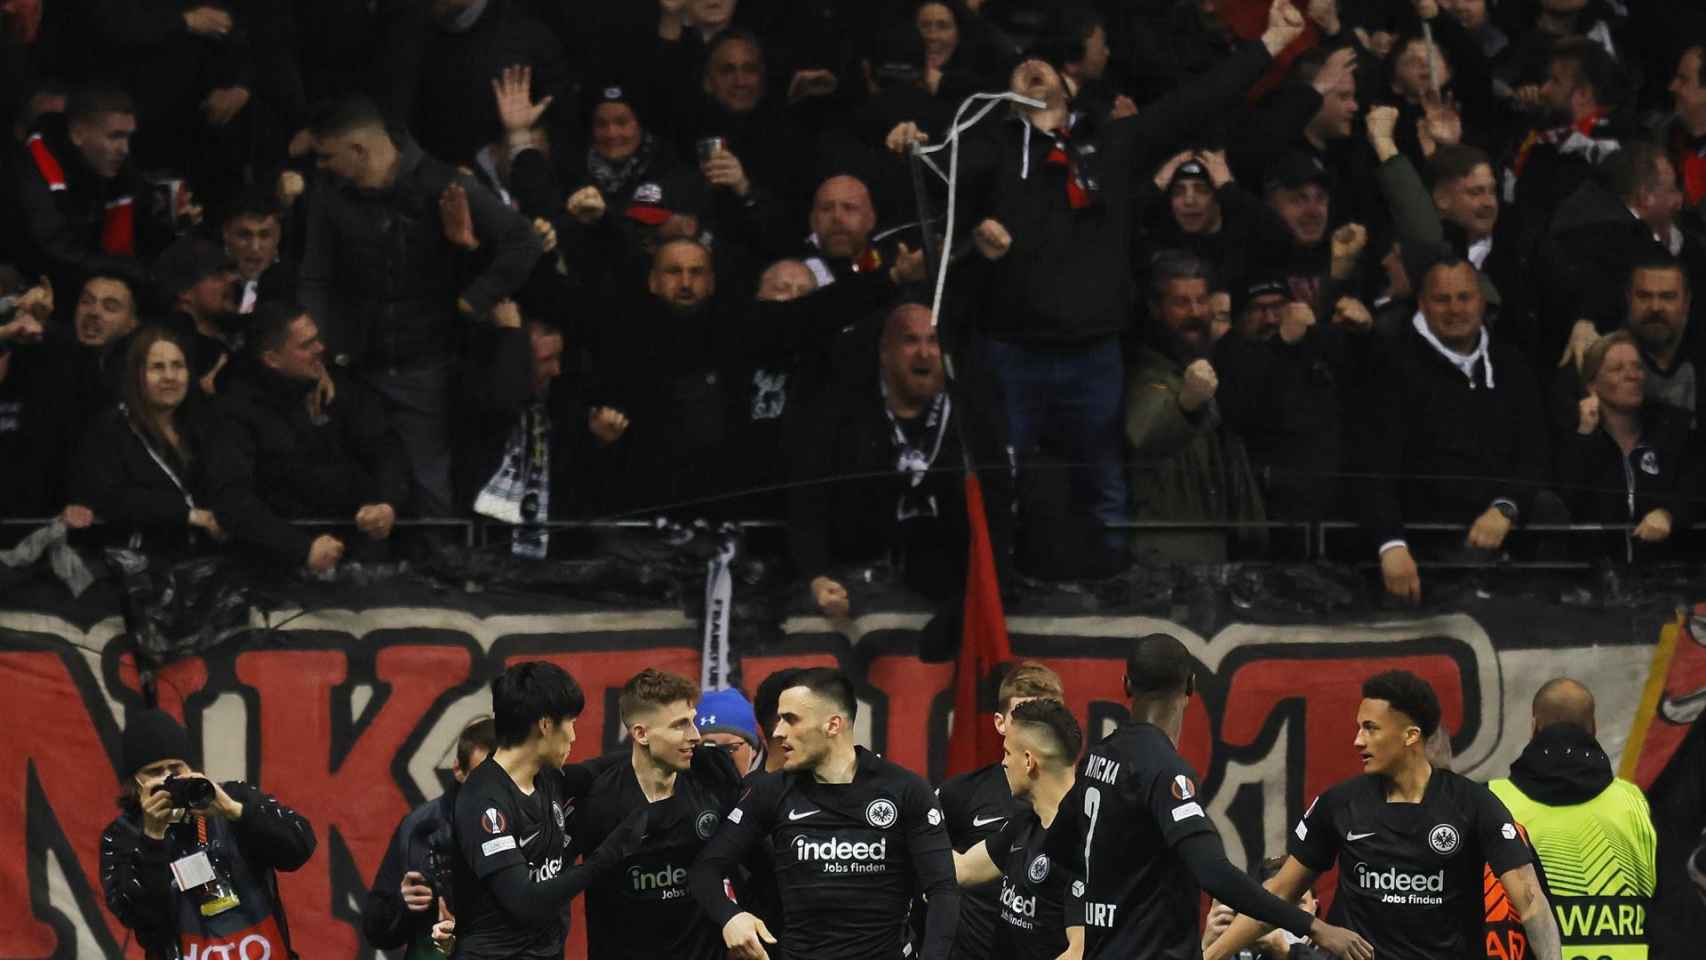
[7,517,1700,569]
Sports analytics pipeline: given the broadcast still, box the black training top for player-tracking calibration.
[574,745,744,960]
[1289,768,1533,960]
[690,746,962,960]
[937,761,1016,960]
[986,807,1069,960]
[1048,721,1218,960]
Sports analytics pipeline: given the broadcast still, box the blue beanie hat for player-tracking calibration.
[696,688,760,748]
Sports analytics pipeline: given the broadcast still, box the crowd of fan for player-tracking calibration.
[1,0,1704,611]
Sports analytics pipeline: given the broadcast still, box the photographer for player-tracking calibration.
[362,716,495,957]
[100,709,316,959]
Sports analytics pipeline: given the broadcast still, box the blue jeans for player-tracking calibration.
[979,336,1130,545]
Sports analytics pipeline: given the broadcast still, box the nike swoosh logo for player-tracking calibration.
[519,830,542,846]
[787,809,819,821]
[1346,831,1376,842]
[972,815,1006,827]
[1009,843,1025,852]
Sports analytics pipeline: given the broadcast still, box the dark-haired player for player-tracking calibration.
[1051,634,1372,960]
[689,667,961,959]
[950,698,1081,960]
[574,669,744,960]
[450,661,648,959]
[936,662,1065,960]
[1206,670,1561,960]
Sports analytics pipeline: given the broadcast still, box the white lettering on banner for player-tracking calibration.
[700,537,735,691]
[481,836,516,857]
[184,935,273,960]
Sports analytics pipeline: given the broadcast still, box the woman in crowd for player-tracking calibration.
[1557,332,1697,563]
[73,326,226,556]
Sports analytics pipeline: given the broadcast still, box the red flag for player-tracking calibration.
[945,471,1012,778]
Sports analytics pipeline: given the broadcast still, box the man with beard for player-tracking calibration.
[1549,257,1700,433]
[801,176,884,286]
[1213,272,1372,521]
[1539,142,1706,373]
[1510,38,1631,236]
[1358,257,1555,605]
[787,301,1010,621]
[152,234,242,395]
[593,239,918,519]
[1126,253,1266,561]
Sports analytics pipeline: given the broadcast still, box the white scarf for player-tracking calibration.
[1412,311,1494,389]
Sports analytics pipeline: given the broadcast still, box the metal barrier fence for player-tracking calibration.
[7,517,1697,569]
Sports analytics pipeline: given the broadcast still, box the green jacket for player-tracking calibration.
[1124,345,1266,560]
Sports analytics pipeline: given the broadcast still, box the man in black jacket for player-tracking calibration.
[363,716,496,958]
[301,95,542,516]
[1361,256,1557,604]
[887,0,1306,562]
[210,302,409,574]
[10,88,166,312]
[100,709,316,960]
[787,301,1012,621]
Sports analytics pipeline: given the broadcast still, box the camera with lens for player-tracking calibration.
[159,774,216,809]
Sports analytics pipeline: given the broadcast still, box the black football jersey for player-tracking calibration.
[1290,769,1532,960]
[1047,721,1217,960]
[937,762,1016,960]
[690,746,958,959]
[451,758,577,959]
[573,745,743,960]
[985,808,1068,960]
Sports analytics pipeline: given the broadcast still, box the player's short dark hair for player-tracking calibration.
[788,667,858,722]
[997,661,1065,715]
[249,301,308,357]
[1361,670,1440,738]
[619,668,701,726]
[456,716,496,771]
[309,94,388,138]
[754,668,804,733]
[491,661,585,747]
[1426,144,1493,190]
[1126,633,1195,697]
[1009,698,1082,764]
[66,86,134,125]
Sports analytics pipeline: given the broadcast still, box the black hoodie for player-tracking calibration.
[1508,722,1616,807]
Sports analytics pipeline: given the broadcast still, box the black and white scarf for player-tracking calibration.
[474,402,551,559]
[881,382,950,521]
[586,134,659,201]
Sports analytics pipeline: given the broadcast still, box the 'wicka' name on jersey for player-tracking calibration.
[627,863,690,899]
[529,856,563,883]
[793,835,889,873]
[1083,755,1121,786]
[1354,863,1445,905]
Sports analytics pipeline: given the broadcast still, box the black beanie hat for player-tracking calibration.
[122,709,192,778]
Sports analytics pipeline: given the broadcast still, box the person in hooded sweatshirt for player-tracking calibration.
[1489,679,1657,960]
